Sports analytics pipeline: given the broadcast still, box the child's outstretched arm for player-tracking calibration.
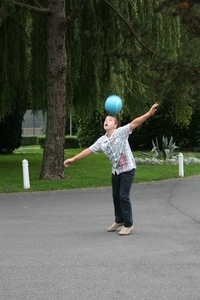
[129,103,159,131]
[63,148,92,167]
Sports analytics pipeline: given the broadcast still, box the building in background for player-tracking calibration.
[22,110,46,136]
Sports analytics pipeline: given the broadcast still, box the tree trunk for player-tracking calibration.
[40,0,67,180]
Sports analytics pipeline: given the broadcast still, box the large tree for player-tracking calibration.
[40,0,87,179]
[69,0,200,125]
[0,0,200,180]
[0,0,86,180]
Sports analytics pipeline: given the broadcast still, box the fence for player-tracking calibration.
[22,110,46,136]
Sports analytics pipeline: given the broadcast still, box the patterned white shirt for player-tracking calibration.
[89,124,136,174]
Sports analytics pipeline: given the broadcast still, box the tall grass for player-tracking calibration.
[0,146,199,193]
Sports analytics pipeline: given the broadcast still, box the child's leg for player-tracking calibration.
[112,173,123,223]
[119,169,135,227]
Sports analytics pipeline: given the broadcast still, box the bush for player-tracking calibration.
[38,135,79,149]
[64,136,79,148]
[21,136,38,146]
[0,105,26,154]
[77,112,104,148]
[37,136,45,148]
[135,155,200,165]
[194,121,200,152]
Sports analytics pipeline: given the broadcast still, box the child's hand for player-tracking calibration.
[63,158,74,167]
[149,103,159,116]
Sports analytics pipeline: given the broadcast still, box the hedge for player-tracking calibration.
[37,135,79,149]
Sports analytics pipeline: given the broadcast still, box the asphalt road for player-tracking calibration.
[0,176,200,300]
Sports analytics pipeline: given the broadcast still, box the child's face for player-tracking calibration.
[103,116,118,131]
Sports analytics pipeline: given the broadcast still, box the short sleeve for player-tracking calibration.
[116,124,132,139]
[89,137,103,153]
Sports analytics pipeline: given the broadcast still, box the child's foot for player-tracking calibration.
[107,222,124,232]
[119,225,134,235]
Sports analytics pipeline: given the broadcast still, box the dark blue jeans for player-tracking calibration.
[112,169,135,227]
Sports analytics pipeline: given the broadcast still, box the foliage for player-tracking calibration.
[189,106,200,152]
[38,135,79,149]
[0,5,30,120]
[66,0,200,126]
[1,0,200,179]
[64,136,79,149]
[151,136,179,159]
[77,112,104,148]
[21,136,38,146]
[127,107,200,152]
[0,148,200,193]
[0,104,26,153]
[195,125,200,152]
[135,156,200,165]
[30,7,47,112]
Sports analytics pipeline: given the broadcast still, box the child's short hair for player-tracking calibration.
[111,115,120,127]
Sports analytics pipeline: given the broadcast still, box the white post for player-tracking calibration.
[22,159,30,189]
[178,153,184,177]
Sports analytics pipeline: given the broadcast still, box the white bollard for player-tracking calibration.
[22,159,30,189]
[178,153,184,177]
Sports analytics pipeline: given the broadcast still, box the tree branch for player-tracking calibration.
[14,1,50,13]
[65,0,87,26]
[34,0,43,9]
[153,0,176,13]
[102,0,159,57]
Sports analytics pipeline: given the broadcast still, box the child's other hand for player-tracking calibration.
[149,103,159,116]
[63,158,74,167]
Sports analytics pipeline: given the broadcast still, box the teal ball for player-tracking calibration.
[104,95,122,114]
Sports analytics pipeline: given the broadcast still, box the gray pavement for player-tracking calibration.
[0,176,200,300]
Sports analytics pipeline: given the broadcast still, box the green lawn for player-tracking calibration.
[0,146,199,193]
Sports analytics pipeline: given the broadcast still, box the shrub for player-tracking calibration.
[37,136,45,148]
[21,136,38,146]
[77,112,104,148]
[194,124,200,152]
[64,136,79,148]
[151,136,179,159]
[135,156,200,165]
[38,135,79,149]
[0,106,26,154]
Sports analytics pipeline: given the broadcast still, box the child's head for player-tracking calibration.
[103,115,119,131]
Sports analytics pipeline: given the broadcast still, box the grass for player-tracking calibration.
[0,146,200,193]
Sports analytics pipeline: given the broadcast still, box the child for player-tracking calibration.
[64,103,159,235]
